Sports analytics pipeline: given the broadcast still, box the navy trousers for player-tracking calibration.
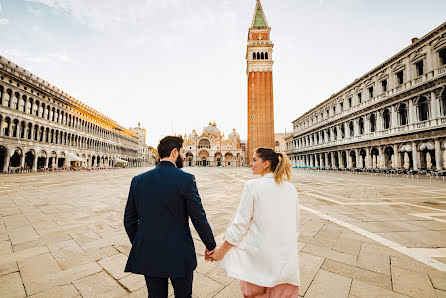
[145,271,193,298]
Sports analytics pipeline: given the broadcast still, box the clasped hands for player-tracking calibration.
[204,247,224,262]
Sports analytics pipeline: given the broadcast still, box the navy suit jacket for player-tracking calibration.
[124,161,216,277]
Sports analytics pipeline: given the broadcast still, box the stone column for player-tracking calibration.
[325,153,329,167]
[378,146,384,168]
[338,152,343,168]
[20,154,25,168]
[347,151,353,169]
[409,98,416,124]
[391,105,397,128]
[353,119,359,136]
[366,147,372,168]
[32,155,38,172]
[0,117,3,137]
[434,140,442,170]
[345,122,350,138]
[3,154,10,173]
[44,157,49,169]
[355,149,360,168]
[412,142,419,170]
[393,144,401,169]
[431,91,440,119]
[376,111,382,131]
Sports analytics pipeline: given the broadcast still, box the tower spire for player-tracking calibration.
[251,0,269,28]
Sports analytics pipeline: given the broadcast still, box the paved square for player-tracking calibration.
[0,168,446,297]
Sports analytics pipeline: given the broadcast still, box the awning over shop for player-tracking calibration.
[66,153,83,162]
[114,158,128,164]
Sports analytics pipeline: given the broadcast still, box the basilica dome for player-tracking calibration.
[228,128,240,141]
[202,122,221,138]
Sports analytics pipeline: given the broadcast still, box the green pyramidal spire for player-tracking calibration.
[252,0,268,28]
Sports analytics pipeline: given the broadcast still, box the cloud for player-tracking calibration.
[0,2,2,13]
[24,0,154,31]
[27,6,42,16]
[0,18,8,25]
[1,48,72,64]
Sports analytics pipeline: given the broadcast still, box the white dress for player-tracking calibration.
[220,173,300,287]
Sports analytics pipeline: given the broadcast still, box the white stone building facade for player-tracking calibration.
[286,23,446,171]
[0,56,144,172]
[183,122,245,167]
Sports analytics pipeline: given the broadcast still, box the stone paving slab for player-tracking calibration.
[0,167,446,297]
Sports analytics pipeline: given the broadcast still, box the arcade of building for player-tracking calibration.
[183,122,245,167]
[286,23,446,171]
[0,56,145,173]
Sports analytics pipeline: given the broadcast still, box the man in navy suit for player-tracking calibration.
[124,136,216,298]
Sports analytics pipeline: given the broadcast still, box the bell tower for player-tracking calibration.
[247,0,275,164]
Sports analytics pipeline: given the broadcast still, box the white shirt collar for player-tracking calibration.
[263,173,274,178]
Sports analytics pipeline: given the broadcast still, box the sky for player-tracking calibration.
[0,0,445,146]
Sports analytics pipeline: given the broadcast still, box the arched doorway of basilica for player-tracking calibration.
[198,150,209,167]
[419,142,436,170]
[359,149,366,168]
[24,150,35,170]
[383,147,395,169]
[214,153,222,167]
[186,153,194,167]
[225,153,233,167]
[0,146,7,172]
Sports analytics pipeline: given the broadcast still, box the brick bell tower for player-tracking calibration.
[247,0,275,165]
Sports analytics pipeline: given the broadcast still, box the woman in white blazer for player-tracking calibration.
[210,148,300,298]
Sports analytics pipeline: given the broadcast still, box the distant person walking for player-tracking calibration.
[124,136,216,298]
[210,148,300,298]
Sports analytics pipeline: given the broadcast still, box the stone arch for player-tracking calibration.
[383,146,394,169]
[10,147,23,168]
[24,149,35,169]
[186,152,194,167]
[225,152,234,167]
[198,150,209,167]
[419,141,436,169]
[0,145,8,172]
[371,147,379,168]
[359,149,366,168]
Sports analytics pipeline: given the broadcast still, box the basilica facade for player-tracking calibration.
[286,23,446,171]
[0,56,147,173]
[183,122,245,167]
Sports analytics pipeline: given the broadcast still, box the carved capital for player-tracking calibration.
[434,86,445,99]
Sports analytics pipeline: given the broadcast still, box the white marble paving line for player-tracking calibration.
[303,192,446,213]
[410,213,446,224]
[300,205,446,272]
[219,170,446,272]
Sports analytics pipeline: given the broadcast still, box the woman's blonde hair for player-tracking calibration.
[255,148,292,184]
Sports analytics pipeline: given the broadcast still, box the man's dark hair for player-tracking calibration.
[157,136,184,159]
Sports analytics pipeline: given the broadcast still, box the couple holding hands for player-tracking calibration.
[124,136,300,298]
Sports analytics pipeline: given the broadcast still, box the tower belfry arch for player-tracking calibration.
[247,0,275,164]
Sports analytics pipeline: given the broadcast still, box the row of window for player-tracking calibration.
[288,95,446,150]
[0,85,137,146]
[0,115,137,156]
[252,52,269,60]
[295,48,446,131]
